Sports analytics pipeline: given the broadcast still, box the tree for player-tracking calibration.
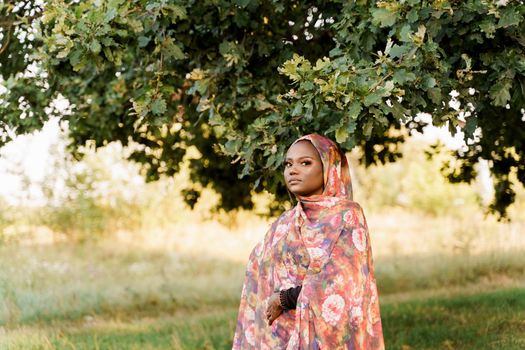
[1,0,524,217]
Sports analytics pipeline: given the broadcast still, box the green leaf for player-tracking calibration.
[145,3,158,11]
[364,92,382,106]
[407,9,419,23]
[69,49,82,67]
[390,100,409,120]
[167,5,187,20]
[103,47,114,62]
[138,36,150,47]
[235,0,252,8]
[329,47,343,57]
[89,39,101,54]
[224,139,241,154]
[132,97,149,117]
[265,153,277,167]
[303,99,314,119]
[151,98,167,115]
[219,41,235,55]
[196,97,211,112]
[464,115,477,139]
[56,46,71,59]
[209,112,223,126]
[279,54,310,81]
[108,0,126,7]
[428,87,442,104]
[399,25,412,42]
[371,8,398,28]
[335,125,349,143]
[479,20,496,38]
[389,44,409,59]
[302,81,315,91]
[334,118,357,144]
[162,37,185,60]
[188,79,202,96]
[382,80,395,95]
[490,80,512,107]
[347,101,362,120]
[104,8,118,22]
[291,102,303,116]
[127,18,144,33]
[421,75,437,90]
[253,96,274,111]
[195,79,209,95]
[393,69,417,84]
[363,120,374,139]
[314,57,331,71]
[498,8,523,28]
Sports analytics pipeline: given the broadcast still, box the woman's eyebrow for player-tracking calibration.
[284,156,315,161]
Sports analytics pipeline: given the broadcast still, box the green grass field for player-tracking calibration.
[1,239,524,350]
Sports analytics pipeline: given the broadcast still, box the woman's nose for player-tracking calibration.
[288,164,299,175]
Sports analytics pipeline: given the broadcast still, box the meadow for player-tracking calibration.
[1,139,524,349]
[1,205,525,350]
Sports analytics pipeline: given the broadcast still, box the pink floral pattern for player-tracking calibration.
[321,294,345,326]
[232,134,385,349]
[352,227,367,252]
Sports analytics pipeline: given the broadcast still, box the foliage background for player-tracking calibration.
[1,0,524,217]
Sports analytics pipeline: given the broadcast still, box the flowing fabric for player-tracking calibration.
[232,134,385,350]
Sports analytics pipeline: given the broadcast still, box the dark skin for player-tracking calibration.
[284,140,324,198]
[265,140,324,326]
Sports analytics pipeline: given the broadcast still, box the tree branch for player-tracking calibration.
[0,24,12,56]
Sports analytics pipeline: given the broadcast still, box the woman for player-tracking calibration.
[232,134,385,349]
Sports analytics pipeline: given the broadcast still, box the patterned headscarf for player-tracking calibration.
[233,134,385,350]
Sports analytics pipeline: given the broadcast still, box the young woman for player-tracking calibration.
[232,134,385,349]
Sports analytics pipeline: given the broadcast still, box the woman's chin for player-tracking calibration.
[287,190,302,198]
[291,191,318,198]
[288,186,322,198]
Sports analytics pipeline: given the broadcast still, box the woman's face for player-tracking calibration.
[284,140,324,197]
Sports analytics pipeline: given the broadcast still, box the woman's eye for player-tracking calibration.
[283,160,311,167]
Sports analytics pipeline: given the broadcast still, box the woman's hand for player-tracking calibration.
[266,292,283,326]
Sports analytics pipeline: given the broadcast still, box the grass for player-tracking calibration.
[2,308,239,350]
[2,283,525,349]
[0,236,524,349]
[1,205,525,349]
[383,288,525,349]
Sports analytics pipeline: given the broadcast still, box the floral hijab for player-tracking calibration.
[232,134,385,349]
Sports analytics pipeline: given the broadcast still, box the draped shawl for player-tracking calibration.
[232,134,385,350]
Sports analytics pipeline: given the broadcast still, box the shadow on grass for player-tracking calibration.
[48,309,239,350]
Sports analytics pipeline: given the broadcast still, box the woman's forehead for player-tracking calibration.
[286,140,321,159]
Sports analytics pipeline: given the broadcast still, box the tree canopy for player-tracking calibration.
[1,0,524,217]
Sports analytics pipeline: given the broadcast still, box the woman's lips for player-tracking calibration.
[288,179,301,185]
